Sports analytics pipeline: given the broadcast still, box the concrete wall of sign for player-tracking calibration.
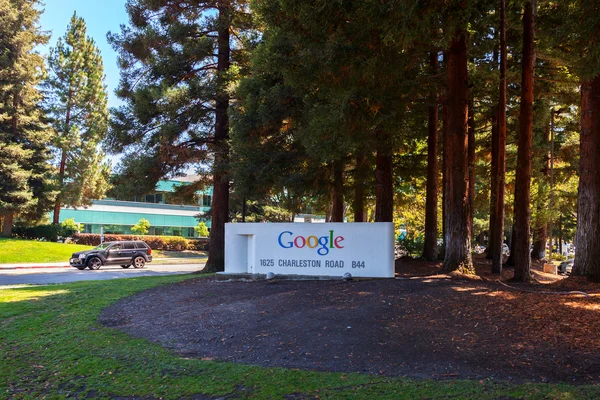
[223,222,394,278]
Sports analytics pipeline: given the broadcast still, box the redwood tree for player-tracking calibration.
[491,0,508,274]
[423,52,439,261]
[441,30,473,274]
[573,76,600,281]
[512,1,535,282]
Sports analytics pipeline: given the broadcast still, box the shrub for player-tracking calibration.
[61,218,83,237]
[71,233,195,251]
[188,238,209,251]
[194,221,209,237]
[131,218,151,235]
[396,234,425,258]
[13,224,62,241]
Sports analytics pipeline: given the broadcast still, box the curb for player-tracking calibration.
[0,258,207,270]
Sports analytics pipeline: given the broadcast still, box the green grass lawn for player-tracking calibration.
[0,238,93,264]
[1,275,599,399]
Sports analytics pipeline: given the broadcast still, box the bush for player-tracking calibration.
[13,224,62,241]
[188,238,209,251]
[61,218,83,237]
[194,221,209,237]
[396,234,425,258]
[131,218,151,235]
[71,233,199,251]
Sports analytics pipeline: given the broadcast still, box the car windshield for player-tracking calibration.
[94,243,111,250]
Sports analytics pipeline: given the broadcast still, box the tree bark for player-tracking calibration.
[423,51,439,261]
[53,88,73,225]
[440,30,473,274]
[531,226,547,260]
[573,80,600,278]
[512,1,535,282]
[353,154,367,222]
[1,212,13,237]
[53,150,67,224]
[375,133,394,222]
[531,122,550,260]
[205,2,231,273]
[442,52,449,251]
[467,98,476,241]
[331,160,344,222]
[487,46,500,260]
[492,0,507,273]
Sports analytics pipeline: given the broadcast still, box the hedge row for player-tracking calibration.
[13,224,76,242]
[72,233,209,251]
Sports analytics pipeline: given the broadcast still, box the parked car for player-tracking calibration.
[502,243,510,256]
[70,240,152,270]
[558,259,574,275]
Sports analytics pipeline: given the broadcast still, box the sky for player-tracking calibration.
[39,0,129,109]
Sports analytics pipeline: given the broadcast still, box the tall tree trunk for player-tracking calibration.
[331,160,344,222]
[442,52,449,251]
[1,212,13,237]
[205,2,231,273]
[492,0,508,273]
[548,109,556,261]
[53,150,67,224]
[423,51,439,261]
[512,1,535,282]
[573,77,600,280]
[467,98,476,241]
[53,90,73,225]
[531,226,547,260]
[487,46,500,260]
[440,30,473,274]
[531,122,550,260]
[375,133,394,222]
[353,154,366,222]
[558,216,563,255]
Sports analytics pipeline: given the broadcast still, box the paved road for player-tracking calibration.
[0,263,206,286]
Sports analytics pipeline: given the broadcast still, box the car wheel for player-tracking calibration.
[88,257,102,270]
[121,264,131,269]
[133,256,146,269]
[76,267,86,271]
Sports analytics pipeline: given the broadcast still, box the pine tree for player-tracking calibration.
[0,0,55,236]
[108,0,255,272]
[45,13,110,224]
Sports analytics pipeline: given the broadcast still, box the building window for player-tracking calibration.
[201,194,212,207]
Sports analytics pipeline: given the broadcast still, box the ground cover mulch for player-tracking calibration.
[100,259,600,383]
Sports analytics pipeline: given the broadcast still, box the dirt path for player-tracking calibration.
[100,276,600,383]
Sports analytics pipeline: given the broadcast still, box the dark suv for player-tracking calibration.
[70,241,153,270]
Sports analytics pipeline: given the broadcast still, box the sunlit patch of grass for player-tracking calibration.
[0,287,69,303]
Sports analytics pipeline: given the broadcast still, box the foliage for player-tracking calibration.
[397,234,425,258]
[0,0,56,230]
[13,224,63,242]
[194,221,209,237]
[72,233,192,251]
[44,13,110,221]
[131,218,151,235]
[60,218,83,236]
[0,237,92,263]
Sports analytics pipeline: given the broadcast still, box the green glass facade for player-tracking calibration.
[58,178,212,238]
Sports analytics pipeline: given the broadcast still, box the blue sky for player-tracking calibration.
[39,0,129,109]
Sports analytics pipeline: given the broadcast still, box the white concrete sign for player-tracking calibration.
[224,222,394,278]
